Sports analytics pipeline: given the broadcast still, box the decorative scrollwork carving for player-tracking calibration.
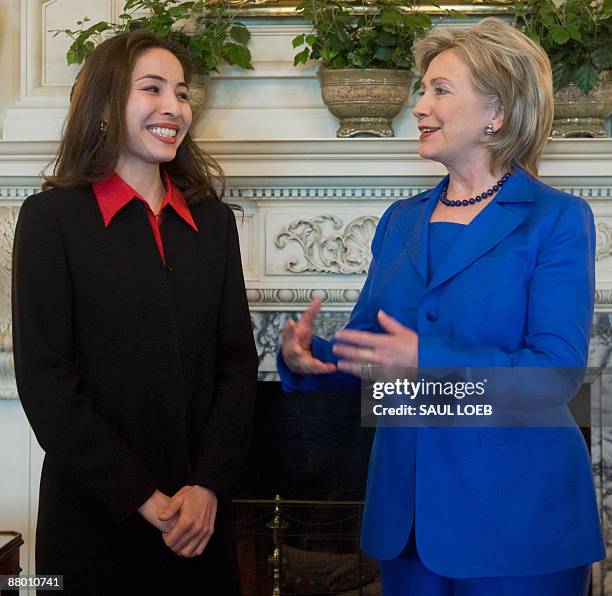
[274,215,379,274]
[0,208,20,352]
[596,222,612,261]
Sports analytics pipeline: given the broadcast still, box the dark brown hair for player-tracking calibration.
[43,30,224,204]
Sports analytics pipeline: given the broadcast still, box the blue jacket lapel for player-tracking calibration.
[396,177,448,283]
[428,168,535,291]
[395,168,535,291]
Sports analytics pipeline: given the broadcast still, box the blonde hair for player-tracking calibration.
[414,17,553,178]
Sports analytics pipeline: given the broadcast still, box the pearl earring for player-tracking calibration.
[100,120,108,133]
[484,124,494,135]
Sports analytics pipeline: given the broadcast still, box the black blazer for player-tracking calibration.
[11,185,258,590]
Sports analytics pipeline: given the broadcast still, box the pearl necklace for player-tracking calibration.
[439,172,510,207]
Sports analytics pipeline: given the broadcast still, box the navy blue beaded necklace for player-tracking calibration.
[439,172,510,207]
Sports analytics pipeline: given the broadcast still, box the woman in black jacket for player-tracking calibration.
[11,30,257,595]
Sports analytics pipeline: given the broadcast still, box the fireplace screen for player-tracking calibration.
[233,497,381,595]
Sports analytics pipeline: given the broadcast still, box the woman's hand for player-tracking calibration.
[137,489,178,533]
[332,310,419,378]
[281,298,337,375]
[158,485,217,558]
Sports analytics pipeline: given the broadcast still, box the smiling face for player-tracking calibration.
[412,49,502,171]
[119,47,192,172]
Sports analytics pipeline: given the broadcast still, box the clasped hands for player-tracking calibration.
[137,299,417,560]
[281,298,419,378]
[138,485,217,558]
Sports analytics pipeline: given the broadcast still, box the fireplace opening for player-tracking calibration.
[233,380,594,595]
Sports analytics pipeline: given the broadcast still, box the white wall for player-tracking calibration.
[0,0,21,138]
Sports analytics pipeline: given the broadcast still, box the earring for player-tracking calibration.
[484,123,494,135]
[100,120,108,133]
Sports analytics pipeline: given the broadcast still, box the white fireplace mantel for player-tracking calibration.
[0,138,611,183]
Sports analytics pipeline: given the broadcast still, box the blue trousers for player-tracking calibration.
[380,527,591,596]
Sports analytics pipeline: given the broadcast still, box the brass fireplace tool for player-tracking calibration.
[266,494,289,596]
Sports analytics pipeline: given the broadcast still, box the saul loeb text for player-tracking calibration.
[369,377,492,419]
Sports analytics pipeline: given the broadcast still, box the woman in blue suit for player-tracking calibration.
[278,18,605,596]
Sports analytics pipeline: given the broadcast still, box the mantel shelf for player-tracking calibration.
[0,138,611,184]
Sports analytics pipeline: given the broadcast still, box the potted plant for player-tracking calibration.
[52,0,254,118]
[513,0,612,137]
[292,0,432,137]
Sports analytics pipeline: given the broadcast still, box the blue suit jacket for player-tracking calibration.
[279,168,605,577]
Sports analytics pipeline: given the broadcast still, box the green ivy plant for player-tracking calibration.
[292,0,432,71]
[512,0,612,93]
[51,0,253,75]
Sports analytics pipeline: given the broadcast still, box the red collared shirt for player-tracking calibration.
[92,171,198,261]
